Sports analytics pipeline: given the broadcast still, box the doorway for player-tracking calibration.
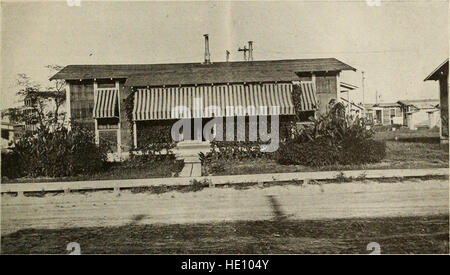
[375,110,382,125]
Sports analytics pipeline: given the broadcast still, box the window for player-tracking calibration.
[297,111,315,123]
[390,108,396,117]
[97,118,119,129]
[1,130,9,140]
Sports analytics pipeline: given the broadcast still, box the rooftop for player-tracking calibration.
[424,59,448,81]
[397,99,440,109]
[50,58,356,86]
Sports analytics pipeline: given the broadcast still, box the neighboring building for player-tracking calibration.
[339,82,363,117]
[1,110,24,151]
[364,102,403,126]
[340,97,364,118]
[397,99,440,130]
[51,39,356,158]
[424,59,448,144]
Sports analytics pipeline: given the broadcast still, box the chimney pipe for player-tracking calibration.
[203,34,211,64]
[248,41,253,61]
[226,50,230,62]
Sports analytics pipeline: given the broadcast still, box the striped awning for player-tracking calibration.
[292,81,318,111]
[132,82,317,121]
[93,89,119,118]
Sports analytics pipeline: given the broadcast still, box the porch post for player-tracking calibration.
[94,119,99,144]
[94,81,99,144]
[65,84,71,131]
[133,121,137,148]
[311,73,317,119]
[336,72,341,103]
[115,81,122,157]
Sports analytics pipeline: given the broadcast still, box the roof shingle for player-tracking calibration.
[50,58,356,86]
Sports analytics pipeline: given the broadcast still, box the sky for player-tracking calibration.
[1,0,448,109]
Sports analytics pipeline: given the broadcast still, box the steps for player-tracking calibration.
[174,141,211,177]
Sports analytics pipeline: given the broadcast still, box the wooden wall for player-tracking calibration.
[440,76,448,140]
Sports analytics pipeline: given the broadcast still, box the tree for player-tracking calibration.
[13,65,66,131]
[45,65,66,124]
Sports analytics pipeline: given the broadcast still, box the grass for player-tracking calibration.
[3,158,184,184]
[3,129,447,182]
[1,215,448,254]
[212,129,448,176]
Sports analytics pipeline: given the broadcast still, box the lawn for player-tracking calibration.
[212,129,448,176]
[3,129,447,182]
[2,158,184,184]
[1,215,448,254]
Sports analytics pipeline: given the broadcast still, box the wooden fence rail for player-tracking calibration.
[1,168,447,195]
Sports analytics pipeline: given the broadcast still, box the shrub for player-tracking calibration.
[1,124,109,179]
[135,124,176,161]
[1,151,25,179]
[199,151,226,175]
[275,103,386,167]
[276,137,341,167]
[339,139,386,165]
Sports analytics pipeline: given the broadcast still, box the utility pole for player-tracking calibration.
[361,71,365,105]
[238,45,249,61]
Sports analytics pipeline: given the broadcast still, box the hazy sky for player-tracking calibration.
[1,0,448,109]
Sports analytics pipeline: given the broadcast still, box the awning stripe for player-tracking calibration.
[132,82,317,121]
[292,81,318,112]
[93,89,118,118]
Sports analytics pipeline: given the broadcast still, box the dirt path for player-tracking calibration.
[1,179,448,236]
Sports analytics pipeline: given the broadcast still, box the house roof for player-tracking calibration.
[339,97,364,110]
[340,82,358,91]
[397,99,440,109]
[50,58,356,86]
[124,69,300,87]
[424,59,448,81]
[365,102,400,108]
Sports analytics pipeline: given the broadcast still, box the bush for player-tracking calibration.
[339,139,386,165]
[135,124,176,161]
[276,138,341,167]
[1,151,26,179]
[1,124,109,179]
[199,151,226,175]
[275,103,386,167]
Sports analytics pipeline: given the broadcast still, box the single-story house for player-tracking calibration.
[339,82,363,117]
[51,53,356,157]
[397,99,440,130]
[0,112,23,151]
[424,59,448,144]
[364,102,403,126]
[339,97,364,117]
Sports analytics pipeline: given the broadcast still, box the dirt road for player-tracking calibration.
[1,179,448,236]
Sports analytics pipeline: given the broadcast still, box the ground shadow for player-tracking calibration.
[1,215,448,254]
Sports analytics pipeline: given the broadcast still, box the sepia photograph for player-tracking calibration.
[0,0,449,259]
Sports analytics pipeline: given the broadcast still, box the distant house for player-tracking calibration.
[339,82,364,117]
[364,102,403,126]
[1,110,24,151]
[397,99,440,130]
[424,59,448,144]
[51,39,356,158]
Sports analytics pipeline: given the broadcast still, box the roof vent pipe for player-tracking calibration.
[203,34,211,64]
[248,41,253,61]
